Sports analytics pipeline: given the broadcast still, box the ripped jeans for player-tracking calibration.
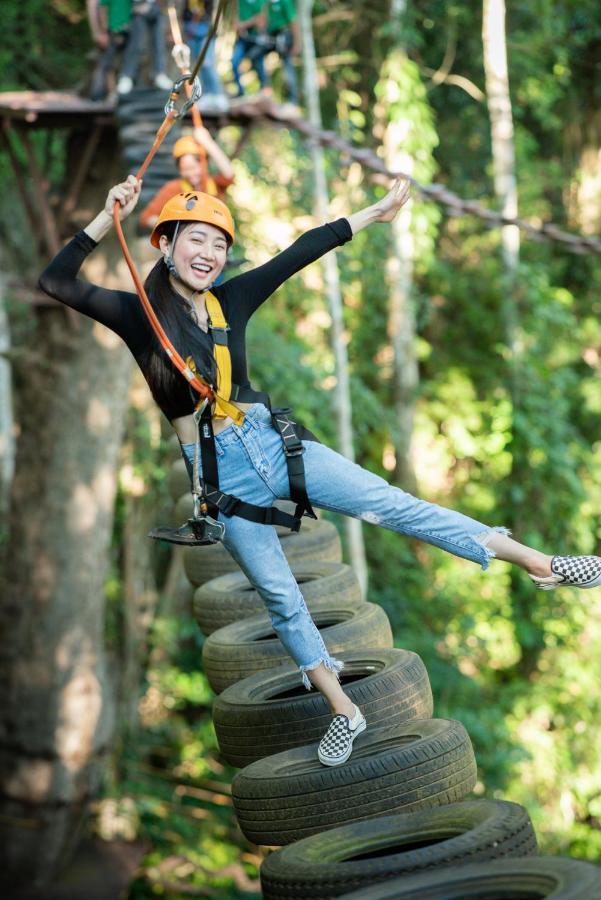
[180,404,506,689]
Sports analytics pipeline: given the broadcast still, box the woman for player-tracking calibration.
[138,130,234,230]
[39,175,601,767]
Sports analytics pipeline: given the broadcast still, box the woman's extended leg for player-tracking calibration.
[298,439,588,580]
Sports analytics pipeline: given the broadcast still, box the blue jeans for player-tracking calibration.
[231,34,268,94]
[180,404,505,689]
[262,28,298,104]
[185,22,224,96]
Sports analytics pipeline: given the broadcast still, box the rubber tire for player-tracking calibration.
[232,718,477,846]
[169,458,190,502]
[183,517,342,587]
[336,857,601,900]
[194,561,362,635]
[260,799,537,899]
[203,602,392,694]
[213,647,432,767]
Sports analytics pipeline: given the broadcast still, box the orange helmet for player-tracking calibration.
[150,192,235,248]
[172,135,206,159]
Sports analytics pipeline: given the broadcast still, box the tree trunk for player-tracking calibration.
[482,0,520,332]
[376,0,438,493]
[384,0,419,498]
[299,0,368,596]
[0,278,15,517]
[0,136,134,888]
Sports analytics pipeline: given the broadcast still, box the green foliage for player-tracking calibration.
[3,0,601,885]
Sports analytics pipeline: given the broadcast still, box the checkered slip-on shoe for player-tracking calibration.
[530,555,601,591]
[317,705,366,767]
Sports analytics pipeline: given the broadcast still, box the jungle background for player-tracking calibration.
[0,0,600,897]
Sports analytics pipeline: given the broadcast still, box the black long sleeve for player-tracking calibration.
[38,218,353,420]
[38,231,151,354]
[215,218,353,323]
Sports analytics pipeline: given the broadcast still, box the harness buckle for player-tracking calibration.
[283,444,304,458]
[164,74,202,119]
[210,326,230,346]
[193,396,210,423]
[219,494,241,517]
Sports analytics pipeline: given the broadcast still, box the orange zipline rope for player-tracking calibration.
[112,87,214,404]
[111,0,231,404]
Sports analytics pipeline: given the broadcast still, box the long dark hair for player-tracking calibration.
[140,222,217,412]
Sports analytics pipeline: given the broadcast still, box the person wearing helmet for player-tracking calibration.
[138,127,234,230]
[39,175,601,768]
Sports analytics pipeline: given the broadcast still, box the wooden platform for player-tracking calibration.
[0,89,279,130]
[0,91,114,128]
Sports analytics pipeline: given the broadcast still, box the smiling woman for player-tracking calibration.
[38,174,601,770]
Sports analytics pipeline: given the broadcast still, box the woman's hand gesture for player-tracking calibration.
[347,176,412,235]
[373,176,412,223]
[104,175,142,221]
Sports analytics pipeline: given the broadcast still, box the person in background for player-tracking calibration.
[183,0,229,111]
[231,0,269,97]
[139,128,234,230]
[263,0,300,109]
[87,0,131,101]
[117,0,173,94]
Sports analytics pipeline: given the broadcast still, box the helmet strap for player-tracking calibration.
[165,220,181,278]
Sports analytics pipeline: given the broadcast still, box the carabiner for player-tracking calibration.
[193,396,210,424]
[164,74,202,119]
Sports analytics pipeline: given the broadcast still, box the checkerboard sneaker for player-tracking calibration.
[317,705,366,767]
[530,555,601,591]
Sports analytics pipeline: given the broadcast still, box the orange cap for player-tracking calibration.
[150,192,235,248]
[172,135,206,159]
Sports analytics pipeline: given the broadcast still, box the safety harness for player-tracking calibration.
[148,290,318,546]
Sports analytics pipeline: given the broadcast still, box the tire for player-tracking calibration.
[173,492,193,525]
[183,517,342,587]
[336,857,601,900]
[260,799,537,900]
[194,561,362,635]
[168,458,190,502]
[232,718,477,846]
[213,648,432,767]
[203,602,392,694]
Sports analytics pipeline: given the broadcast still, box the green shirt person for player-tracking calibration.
[87,0,132,100]
[232,0,269,96]
[264,0,300,106]
[99,0,131,34]
[238,0,265,32]
[266,0,296,33]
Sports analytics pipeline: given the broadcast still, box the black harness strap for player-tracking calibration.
[189,307,316,535]
[270,408,318,522]
[203,485,303,531]
[197,399,315,531]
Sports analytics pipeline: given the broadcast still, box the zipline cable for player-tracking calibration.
[112,81,215,402]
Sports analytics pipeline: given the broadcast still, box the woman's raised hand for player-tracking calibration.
[104,175,142,221]
[373,176,412,223]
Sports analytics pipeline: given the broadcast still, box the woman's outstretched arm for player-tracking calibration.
[220,177,411,319]
[38,177,143,333]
